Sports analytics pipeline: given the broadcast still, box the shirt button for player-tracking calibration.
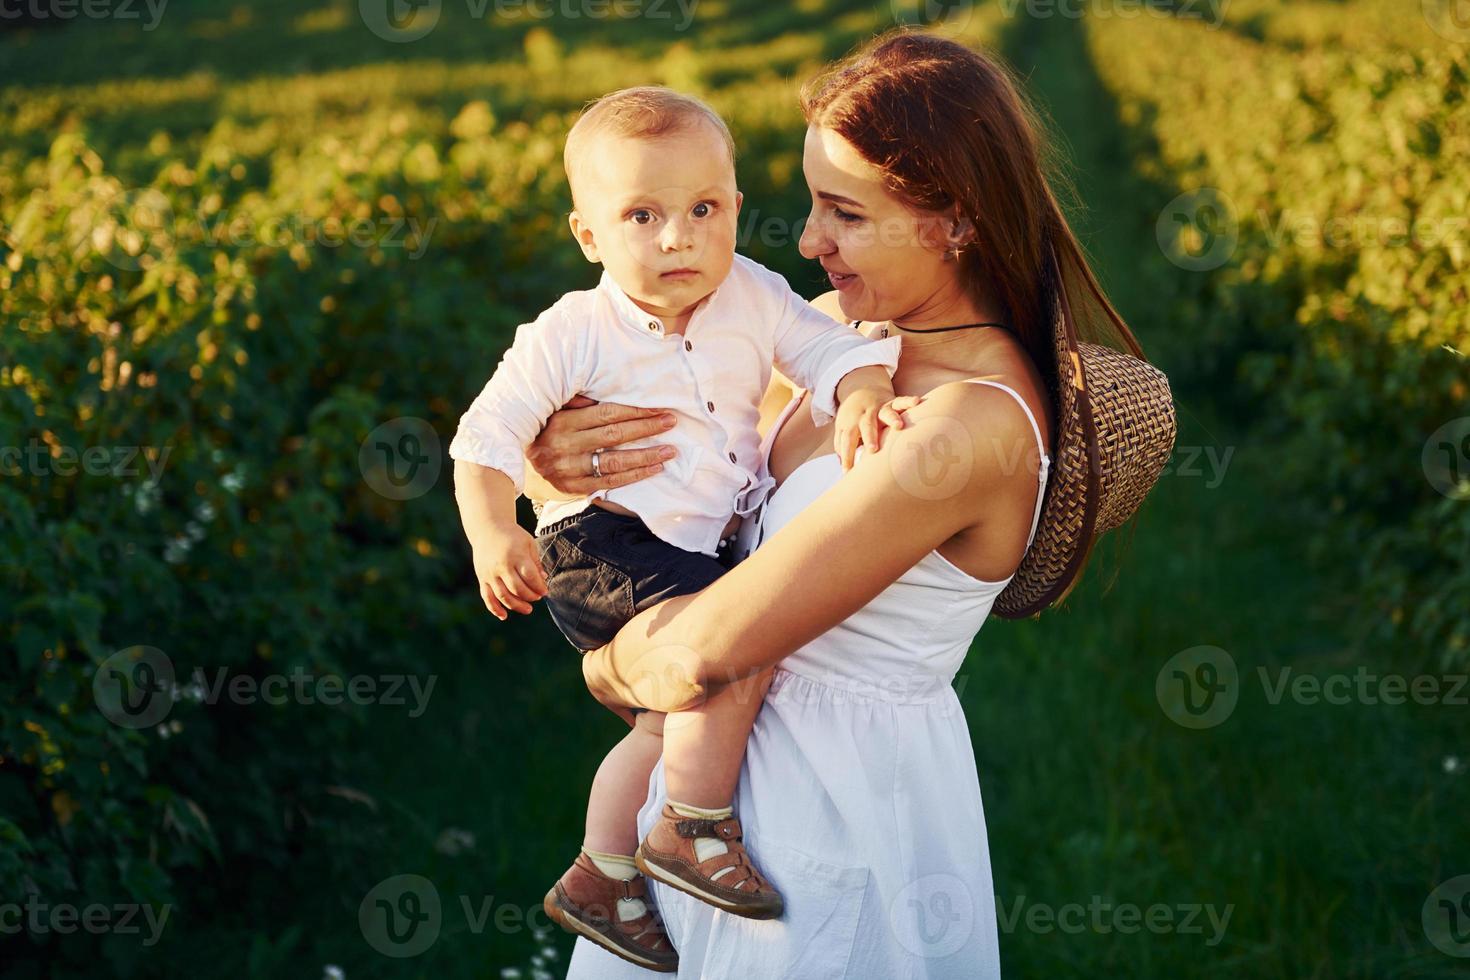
[706,401,715,412]
[728,451,737,463]
[648,321,658,331]
[684,340,692,351]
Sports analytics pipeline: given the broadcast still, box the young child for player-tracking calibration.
[448,86,901,971]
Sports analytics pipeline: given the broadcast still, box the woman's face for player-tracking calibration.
[798,124,964,324]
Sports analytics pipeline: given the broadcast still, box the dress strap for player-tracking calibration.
[961,379,1049,465]
[961,379,1051,551]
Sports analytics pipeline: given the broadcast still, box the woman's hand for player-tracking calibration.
[524,395,679,498]
[582,642,622,710]
[579,643,637,728]
[582,631,708,715]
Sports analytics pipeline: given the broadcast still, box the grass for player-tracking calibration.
[298,14,1468,976]
[973,12,1469,979]
[4,2,1464,978]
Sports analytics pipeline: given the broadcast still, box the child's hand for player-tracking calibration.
[878,394,926,432]
[471,523,548,620]
[834,391,929,471]
[833,384,894,471]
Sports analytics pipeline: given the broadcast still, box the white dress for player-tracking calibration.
[565,379,1051,979]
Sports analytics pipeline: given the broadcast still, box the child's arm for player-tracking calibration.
[762,271,903,429]
[454,459,547,621]
[447,304,588,616]
[831,364,897,471]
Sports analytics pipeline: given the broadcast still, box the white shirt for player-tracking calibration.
[448,252,902,556]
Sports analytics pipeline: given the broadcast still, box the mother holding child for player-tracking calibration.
[450,28,1175,979]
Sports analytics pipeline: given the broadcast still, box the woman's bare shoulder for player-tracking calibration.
[935,338,1053,456]
[946,371,1052,457]
[896,373,1051,499]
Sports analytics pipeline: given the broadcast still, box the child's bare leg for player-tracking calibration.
[635,666,784,918]
[662,665,776,809]
[583,710,665,855]
[549,712,677,965]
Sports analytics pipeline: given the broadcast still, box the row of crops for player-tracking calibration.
[1088,0,1469,669]
[3,0,1463,970]
[0,3,1008,972]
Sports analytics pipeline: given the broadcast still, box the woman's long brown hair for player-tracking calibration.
[801,29,1148,602]
[800,28,1147,397]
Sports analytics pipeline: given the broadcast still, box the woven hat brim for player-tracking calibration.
[992,248,1177,619]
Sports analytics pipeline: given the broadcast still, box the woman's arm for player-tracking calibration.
[581,381,1045,712]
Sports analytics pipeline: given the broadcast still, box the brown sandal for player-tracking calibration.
[542,852,679,972]
[634,804,784,919]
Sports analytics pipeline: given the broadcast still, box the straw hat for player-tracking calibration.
[992,247,1177,618]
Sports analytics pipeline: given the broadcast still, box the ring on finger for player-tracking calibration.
[590,448,603,478]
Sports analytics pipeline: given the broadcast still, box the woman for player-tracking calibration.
[525,31,1155,977]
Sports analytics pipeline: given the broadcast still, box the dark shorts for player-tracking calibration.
[536,506,736,672]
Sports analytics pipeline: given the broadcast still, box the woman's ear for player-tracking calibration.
[919,209,977,255]
[567,211,600,263]
[944,212,977,250]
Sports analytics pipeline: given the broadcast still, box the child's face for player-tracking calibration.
[569,124,742,319]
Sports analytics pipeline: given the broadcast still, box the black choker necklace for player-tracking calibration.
[873,320,1010,338]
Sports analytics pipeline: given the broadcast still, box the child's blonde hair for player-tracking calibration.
[564,86,736,207]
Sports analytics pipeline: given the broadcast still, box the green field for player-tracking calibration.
[2,1,1466,977]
